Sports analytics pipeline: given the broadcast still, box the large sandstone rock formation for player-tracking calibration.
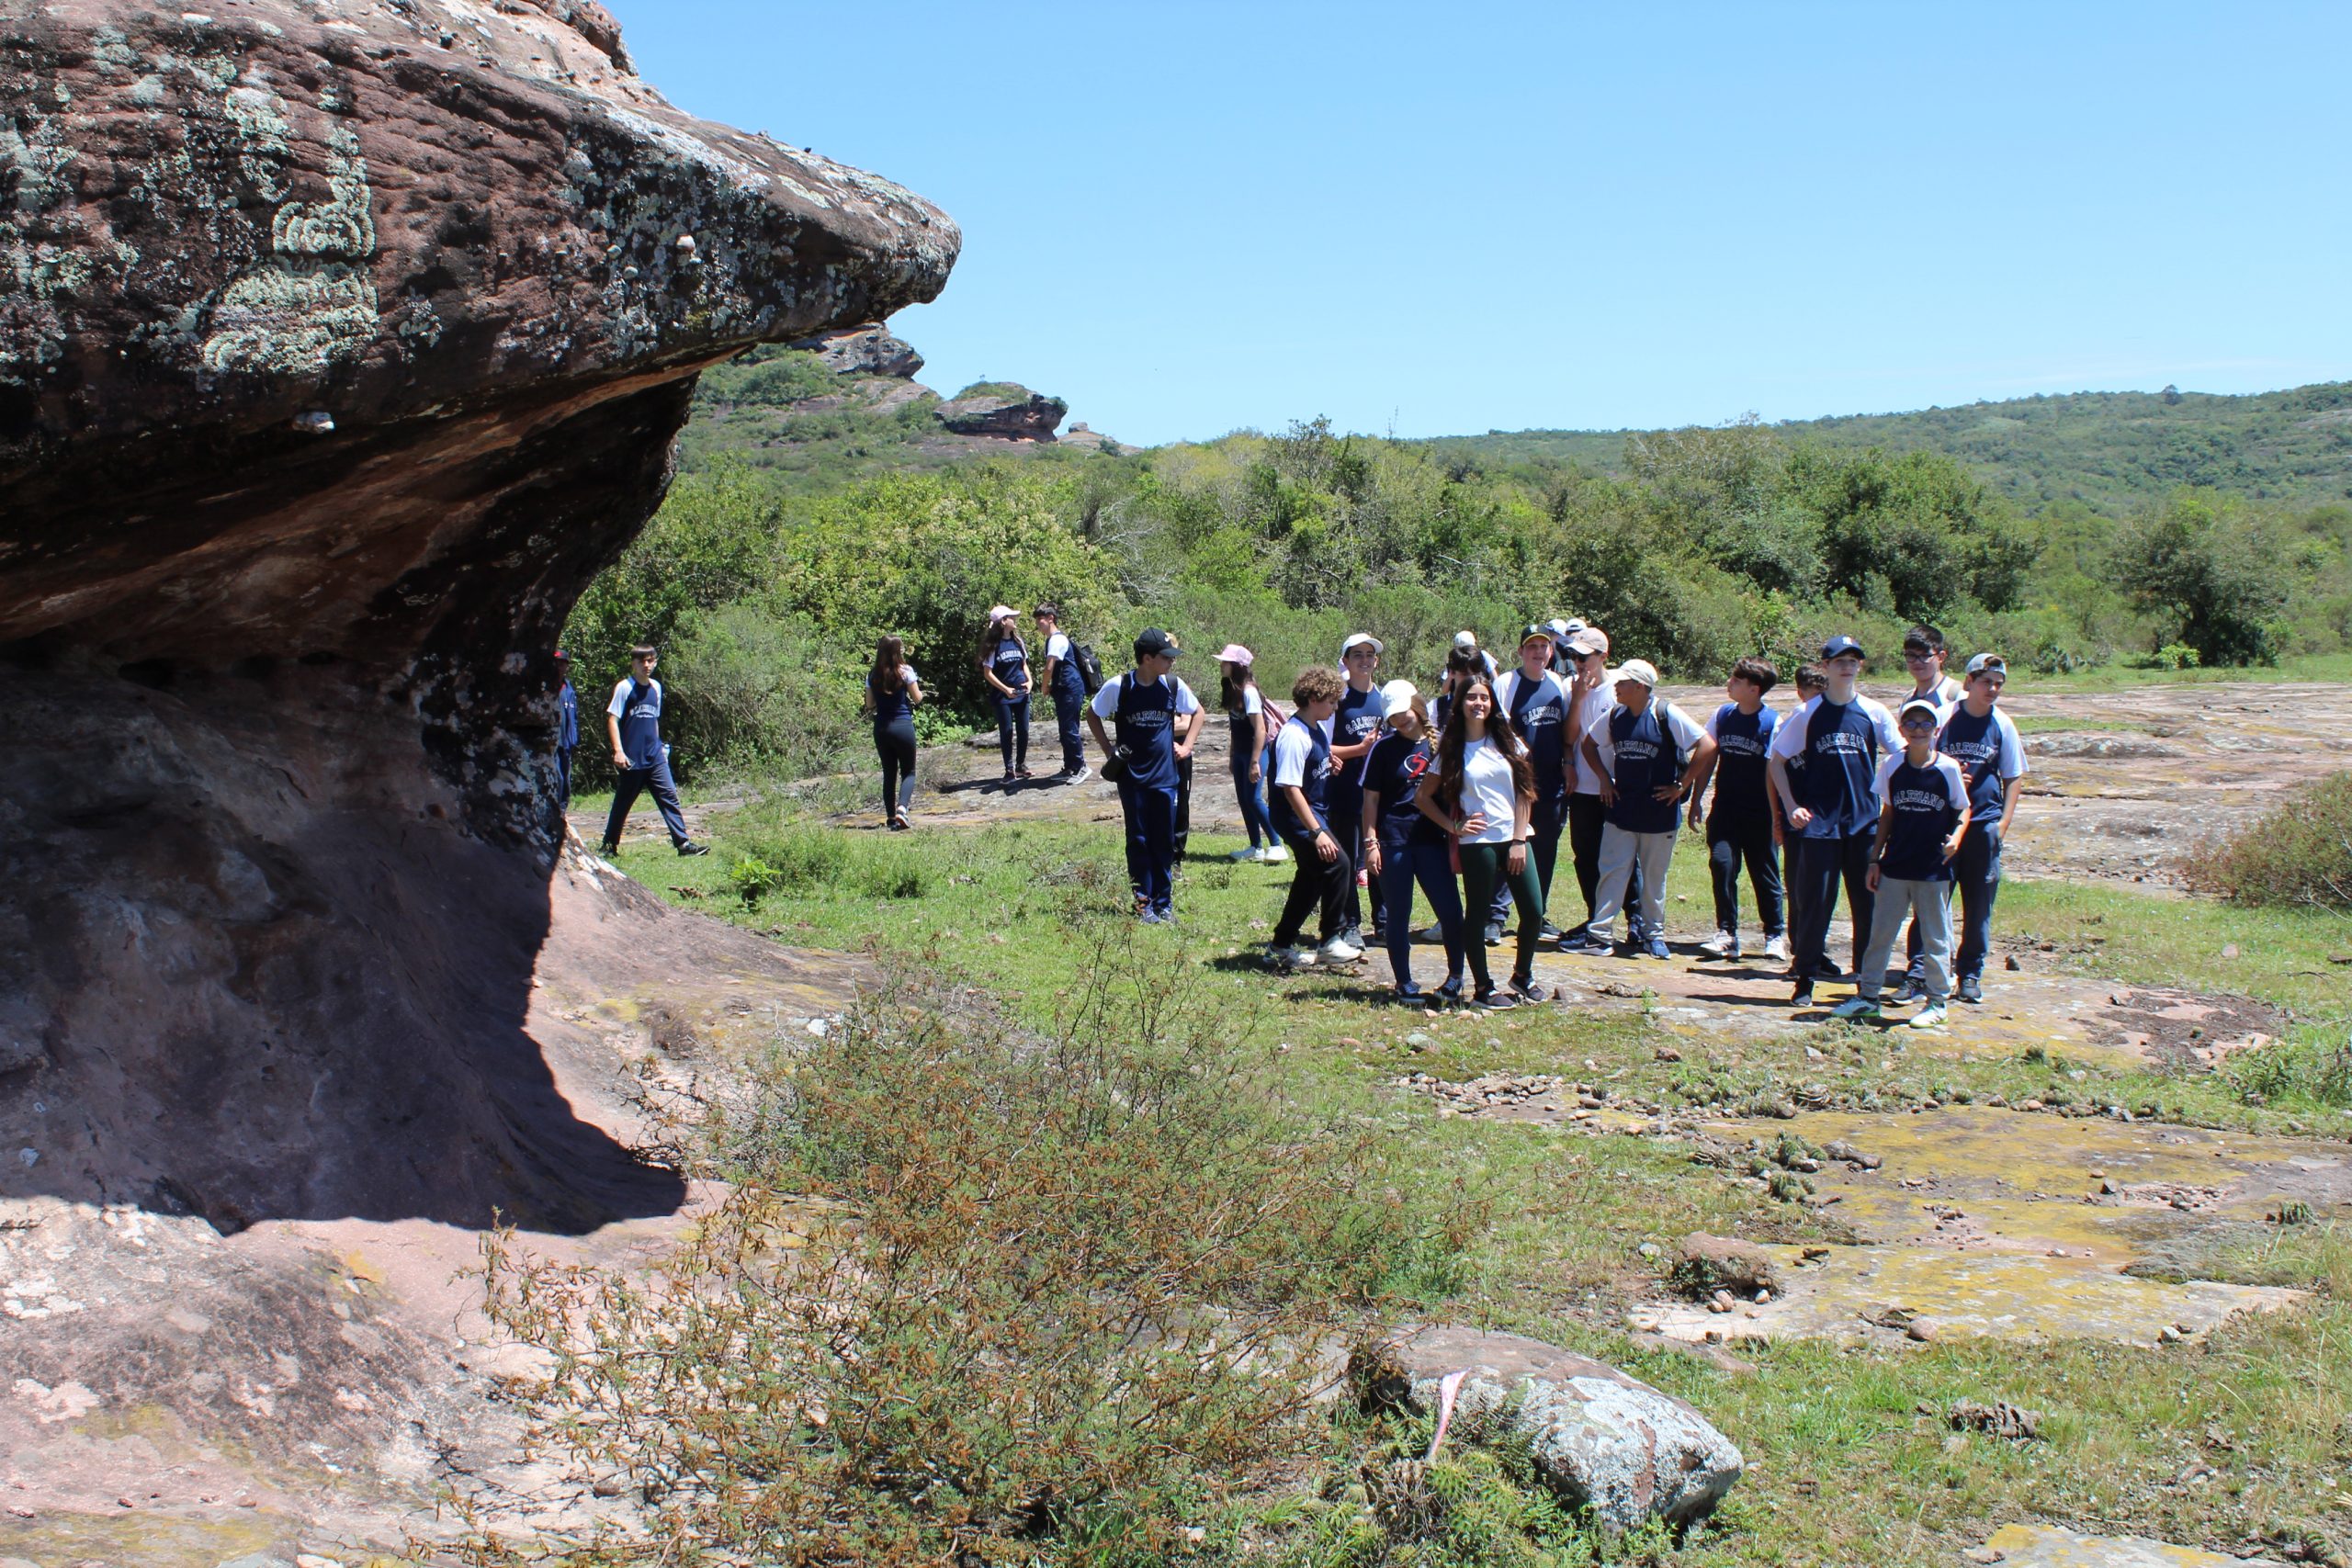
[0,0,956,1230]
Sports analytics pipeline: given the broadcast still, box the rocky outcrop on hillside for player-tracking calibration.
[790,321,926,378]
[937,383,1070,440]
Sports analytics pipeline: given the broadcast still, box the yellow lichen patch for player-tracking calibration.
[1984,1521,2284,1565]
[1634,1244,2306,1348]
[339,1249,385,1287]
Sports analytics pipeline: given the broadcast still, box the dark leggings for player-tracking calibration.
[1458,840,1544,991]
[1231,749,1273,848]
[1383,834,1466,990]
[994,691,1030,773]
[1273,829,1350,947]
[876,717,917,819]
[1707,814,1785,937]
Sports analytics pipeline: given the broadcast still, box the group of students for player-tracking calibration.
[1094,617,2025,1021]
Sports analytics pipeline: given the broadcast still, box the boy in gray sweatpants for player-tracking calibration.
[1834,697,1970,1029]
[1562,660,1715,958]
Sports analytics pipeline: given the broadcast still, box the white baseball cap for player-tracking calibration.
[1613,659,1659,688]
[1379,678,1419,718]
[1340,632,1385,658]
[1453,629,1479,650]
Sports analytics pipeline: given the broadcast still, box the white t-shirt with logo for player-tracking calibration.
[1459,736,1524,844]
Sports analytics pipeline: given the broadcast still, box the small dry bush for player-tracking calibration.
[2190,771,2352,913]
[464,931,1473,1566]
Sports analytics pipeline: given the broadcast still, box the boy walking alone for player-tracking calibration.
[1833,698,1971,1028]
[600,646,710,858]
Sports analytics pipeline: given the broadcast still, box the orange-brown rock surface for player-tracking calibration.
[0,0,955,1230]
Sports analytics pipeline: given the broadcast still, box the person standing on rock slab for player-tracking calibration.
[1768,636,1902,1008]
[553,648,578,818]
[1563,660,1714,962]
[1033,604,1089,784]
[1329,634,1387,946]
[1420,671,1547,1010]
[1686,657,1787,964]
[1361,681,1467,1002]
[1218,646,1276,863]
[1086,628,1202,923]
[977,606,1034,784]
[1932,653,2028,1003]
[1267,666,1361,967]
[1561,629,1648,946]
[1490,625,1576,944]
[1832,697,1970,1029]
[1774,662,1826,976]
[600,646,709,859]
[861,636,923,831]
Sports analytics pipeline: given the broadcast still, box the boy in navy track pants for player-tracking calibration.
[1329,634,1386,942]
[1931,653,2028,1002]
[1686,657,1786,963]
[1086,628,1203,923]
[1035,604,1091,780]
[1767,636,1901,1006]
[600,645,709,858]
[554,648,578,825]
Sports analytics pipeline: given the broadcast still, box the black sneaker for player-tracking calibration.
[1474,986,1518,1011]
[1815,959,1844,980]
[677,841,711,857]
[1539,921,1564,942]
[1790,984,1815,1009]
[596,840,620,858]
[1511,976,1548,1003]
[1892,976,1928,1006]
[1433,978,1465,1007]
[1395,980,1424,1002]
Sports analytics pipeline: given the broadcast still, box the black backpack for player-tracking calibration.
[1072,642,1107,695]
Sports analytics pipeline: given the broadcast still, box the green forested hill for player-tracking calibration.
[1427,382,2352,514]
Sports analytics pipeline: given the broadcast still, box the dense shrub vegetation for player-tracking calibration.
[471,943,1472,1566]
[565,363,2352,789]
[2191,772,2352,914]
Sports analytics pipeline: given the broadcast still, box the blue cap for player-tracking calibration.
[1820,635,1866,660]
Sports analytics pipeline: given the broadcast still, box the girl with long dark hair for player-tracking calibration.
[861,636,923,830]
[1218,646,1279,863]
[1362,682,1467,1003]
[1416,672,1548,1009]
[977,605,1034,783]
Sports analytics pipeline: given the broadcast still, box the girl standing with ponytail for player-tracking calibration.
[861,636,922,830]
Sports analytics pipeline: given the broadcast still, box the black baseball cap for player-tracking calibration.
[1820,635,1866,660]
[1134,627,1182,659]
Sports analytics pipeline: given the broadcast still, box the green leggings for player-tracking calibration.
[1458,841,1544,991]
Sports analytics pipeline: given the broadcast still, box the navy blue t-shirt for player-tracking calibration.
[1270,714,1333,838]
[1327,683,1385,819]
[1499,671,1571,801]
[989,637,1030,694]
[557,681,578,751]
[1772,695,1899,839]
[1937,705,2027,820]
[1363,731,1443,848]
[1705,703,1776,821]
[613,678,664,770]
[1875,753,1968,883]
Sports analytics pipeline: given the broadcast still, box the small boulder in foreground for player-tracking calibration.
[1353,1324,1743,1533]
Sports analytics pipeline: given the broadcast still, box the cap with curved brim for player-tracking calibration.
[1613,659,1659,688]
[1900,698,1942,721]
[1216,644,1254,665]
[1520,623,1555,648]
[1340,633,1385,657]
[1965,652,2007,676]
[1564,636,1603,658]
[987,604,1018,623]
[1453,630,1478,649]
[1380,678,1419,718]
[1821,635,1866,660]
[1134,628,1181,658]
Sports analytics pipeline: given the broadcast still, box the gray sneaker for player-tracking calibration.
[1958,976,1984,1004]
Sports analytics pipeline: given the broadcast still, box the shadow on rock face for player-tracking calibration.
[0,655,684,1234]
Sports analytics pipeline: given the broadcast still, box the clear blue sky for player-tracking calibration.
[610,2,2352,447]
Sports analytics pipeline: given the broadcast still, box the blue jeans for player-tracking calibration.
[995,691,1031,773]
[1230,747,1273,848]
[1118,781,1180,916]
[1384,835,1467,990]
[603,756,690,850]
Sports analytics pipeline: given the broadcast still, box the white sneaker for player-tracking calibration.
[1262,843,1290,863]
[1762,934,1791,964]
[1268,944,1307,969]
[1230,846,1260,862]
[1067,764,1092,784]
[1701,929,1736,957]
[1908,1002,1950,1030]
[1317,935,1364,964]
